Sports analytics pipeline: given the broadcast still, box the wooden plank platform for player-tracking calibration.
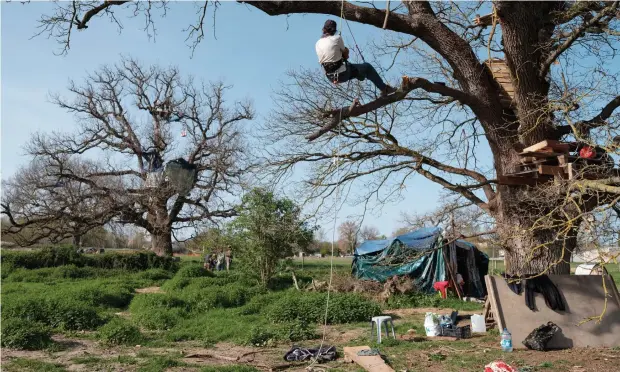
[518,151,567,158]
[343,346,394,372]
[523,140,571,153]
[538,165,567,179]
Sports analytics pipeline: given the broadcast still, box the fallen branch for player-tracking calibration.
[307,76,476,142]
[291,270,300,291]
[185,353,239,362]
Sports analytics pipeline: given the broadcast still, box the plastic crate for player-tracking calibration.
[439,325,471,339]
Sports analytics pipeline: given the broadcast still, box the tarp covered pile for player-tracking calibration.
[351,227,488,297]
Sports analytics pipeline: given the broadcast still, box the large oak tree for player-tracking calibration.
[28,1,620,273]
[6,58,253,256]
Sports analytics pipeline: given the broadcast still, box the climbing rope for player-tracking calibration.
[309,3,347,358]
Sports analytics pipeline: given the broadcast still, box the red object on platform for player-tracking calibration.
[433,281,450,299]
[579,146,595,159]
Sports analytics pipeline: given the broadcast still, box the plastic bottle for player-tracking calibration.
[500,328,513,352]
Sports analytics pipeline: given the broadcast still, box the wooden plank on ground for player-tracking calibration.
[523,140,570,153]
[343,346,394,372]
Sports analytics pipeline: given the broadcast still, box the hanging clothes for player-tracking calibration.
[503,274,565,312]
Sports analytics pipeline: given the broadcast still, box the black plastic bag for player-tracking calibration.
[522,321,560,351]
[284,345,337,363]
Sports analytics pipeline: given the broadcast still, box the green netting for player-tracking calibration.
[165,158,197,196]
[352,238,446,294]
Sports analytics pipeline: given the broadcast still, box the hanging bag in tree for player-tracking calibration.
[164,158,197,196]
[522,321,560,351]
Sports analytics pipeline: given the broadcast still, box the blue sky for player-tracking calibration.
[2,1,455,238]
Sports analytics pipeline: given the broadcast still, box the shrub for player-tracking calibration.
[246,326,277,347]
[180,283,257,312]
[129,294,188,330]
[238,292,283,315]
[267,292,380,324]
[64,282,134,308]
[97,317,143,346]
[46,299,104,331]
[137,268,173,281]
[161,276,192,291]
[0,246,179,271]
[175,264,214,278]
[2,297,49,324]
[2,296,104,331]
[281,319,317,342]
[327,293,381,324]
[1,318,53,350]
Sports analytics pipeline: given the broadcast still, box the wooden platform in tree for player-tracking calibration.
[500,140,618,186]
[484,59,515,109]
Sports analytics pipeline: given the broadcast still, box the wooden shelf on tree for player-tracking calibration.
[484,59,516,110]
[501,139,619,185]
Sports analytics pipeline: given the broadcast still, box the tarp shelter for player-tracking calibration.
[164,158,198,196]
[352,227,489,298]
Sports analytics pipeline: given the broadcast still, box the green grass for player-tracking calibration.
[3,250,619,372]
[69,356,103,365]
[3,358,67,372]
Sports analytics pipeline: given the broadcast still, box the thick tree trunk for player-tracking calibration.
[72,234,82,248]
[151,229,172,256]
[495,188,578,276]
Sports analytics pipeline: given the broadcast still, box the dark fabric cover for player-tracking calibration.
[522,322,561,351]
[164,158,198,196]
[284,345,337,362]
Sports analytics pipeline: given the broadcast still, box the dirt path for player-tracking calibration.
[2,312,620,372]
[134,286,163,294]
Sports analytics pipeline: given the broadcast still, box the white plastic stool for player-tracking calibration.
[370,316,395,343]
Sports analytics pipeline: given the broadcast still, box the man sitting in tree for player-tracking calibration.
[316,20,396,97]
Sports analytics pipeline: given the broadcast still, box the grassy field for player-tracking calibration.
[1,247,619,372]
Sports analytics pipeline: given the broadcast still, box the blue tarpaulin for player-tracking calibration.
[352,227,488,297]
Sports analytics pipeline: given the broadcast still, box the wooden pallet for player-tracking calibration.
[484,59,515,109]
[483,297,496,330]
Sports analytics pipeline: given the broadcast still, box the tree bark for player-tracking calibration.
[151,228,173,256]
[72,234,82,248]
[495,189,577,275]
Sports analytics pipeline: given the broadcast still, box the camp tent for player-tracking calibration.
[352,227,489,298]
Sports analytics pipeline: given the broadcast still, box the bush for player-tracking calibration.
[180,283,258,312]
[137,268,173,281]
[246,326,277,347]
[238,292,283,315]
[267,292,381,324]
[0,246,179,272]
[63,282,133,308]
[175,264,214,279]
[2,296,104,331]
[2,297,49,324]
[1,318,53,350]
[46,299,104,331]
[129,294,188,330]
[97,317,143,346]
[281,319,317,342]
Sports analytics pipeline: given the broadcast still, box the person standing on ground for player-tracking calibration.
[216,250,225,271]
[225,246,232,272]
[203,252,210,270]
[315,19,396,96]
